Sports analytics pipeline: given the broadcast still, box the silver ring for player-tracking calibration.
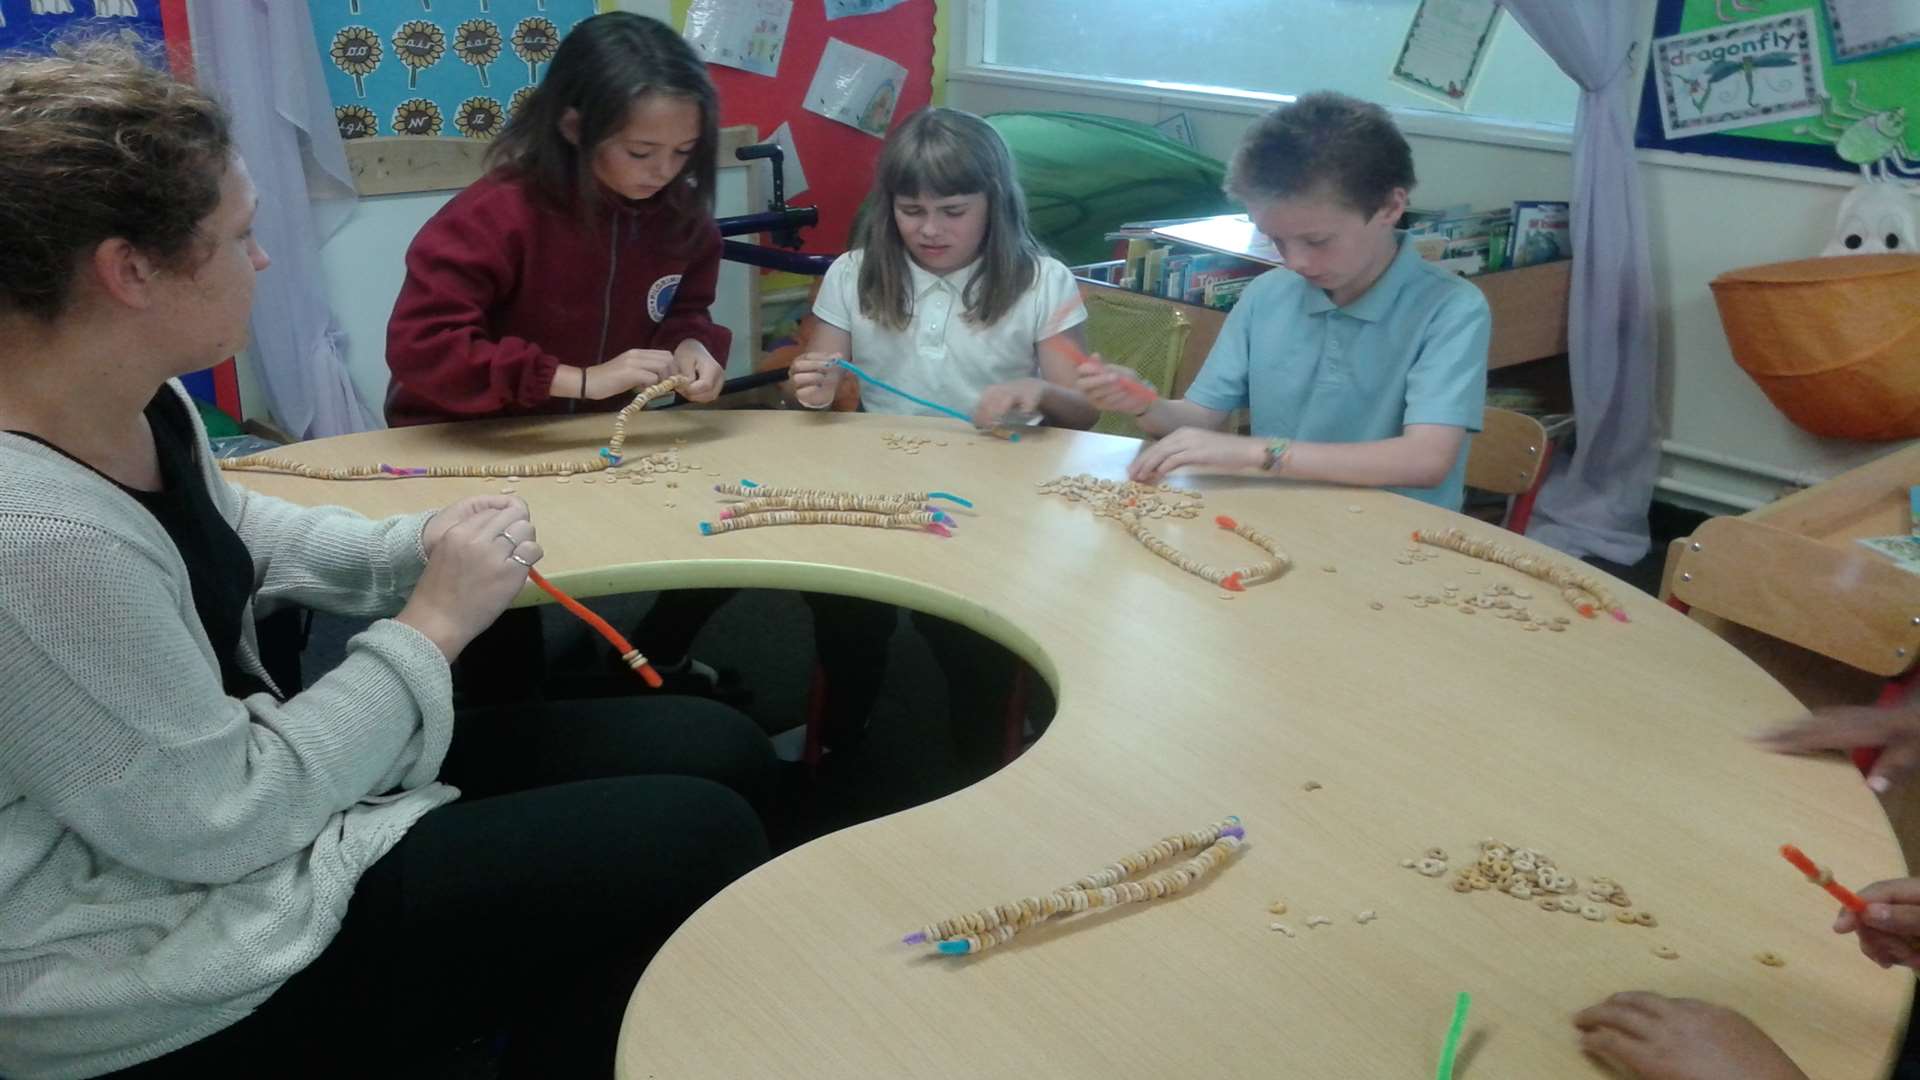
[497,529,520,545]
[508,553,534,568]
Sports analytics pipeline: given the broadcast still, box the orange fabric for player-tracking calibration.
[1711,254,1920,440]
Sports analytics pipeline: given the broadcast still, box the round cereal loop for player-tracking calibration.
[1653,946,1679,960]
[1452,879,1474,893]
[1616,911,1636,924]
[1756,951,1786,968]
[1557,897,1581,913]
[1580,904,1607,922]
[1635,912,1658,927]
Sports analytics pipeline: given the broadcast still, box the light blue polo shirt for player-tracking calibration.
[1184,232,1490,508]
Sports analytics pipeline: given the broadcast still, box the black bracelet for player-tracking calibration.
[579,366,589,400]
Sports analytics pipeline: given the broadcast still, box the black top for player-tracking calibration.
[7,391,272,698]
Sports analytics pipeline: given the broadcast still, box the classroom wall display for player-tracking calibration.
[1636,0,1920,177]
[666,0,941,255]
[0,0,188,69]
[311,0,595,143]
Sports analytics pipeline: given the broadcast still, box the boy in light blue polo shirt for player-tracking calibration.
[1080,92,1489,509]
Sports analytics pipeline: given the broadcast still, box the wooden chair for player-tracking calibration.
[1465,406,1552,534]
[1078,285,1191,439]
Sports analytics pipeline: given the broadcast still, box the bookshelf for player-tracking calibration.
[1074,258,1571,396]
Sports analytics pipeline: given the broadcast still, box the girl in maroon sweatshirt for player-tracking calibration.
[385,12,738,696]
[386,12,728,425]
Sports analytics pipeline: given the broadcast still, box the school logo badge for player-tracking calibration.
[647,275,682,323]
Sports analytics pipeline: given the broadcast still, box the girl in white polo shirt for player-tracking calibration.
[786,107,1094,776]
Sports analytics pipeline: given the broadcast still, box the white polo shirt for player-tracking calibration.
[812,249,1087,419]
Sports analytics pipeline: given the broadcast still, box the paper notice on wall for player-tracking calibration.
[1651,10,1825,139]
[1389,0,1500,109]
[803,37,906,137]
[684,0,792,78]
[767,120,809,198]
[824,0,912,18]
[1823,0,1920,62]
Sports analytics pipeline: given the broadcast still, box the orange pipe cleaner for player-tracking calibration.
[1780,843,1869,914]
[525,568,663,688]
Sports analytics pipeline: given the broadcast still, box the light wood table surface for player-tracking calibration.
[227,409,1910,1079]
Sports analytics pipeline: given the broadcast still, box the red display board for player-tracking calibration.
[701,0,935,254]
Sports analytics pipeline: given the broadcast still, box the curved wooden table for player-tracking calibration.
[229,409,1908,1078]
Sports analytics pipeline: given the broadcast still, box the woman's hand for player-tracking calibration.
[789,352,845,409]
[420,494,521,559]
[397,499,542,661]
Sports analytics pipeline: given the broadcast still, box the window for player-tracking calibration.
[975,0,1579,131]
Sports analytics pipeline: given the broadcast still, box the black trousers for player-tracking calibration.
[804,593,1051,776]
[105,696,774,1079]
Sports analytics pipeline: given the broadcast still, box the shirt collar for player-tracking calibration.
[907,256,981,298]
[1302,231,1421,322]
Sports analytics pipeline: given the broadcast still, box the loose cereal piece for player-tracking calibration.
[1303,780,1323,792]
[1306,915,1333,929]
[1269,901,1289,915]
[1756,951,1786,968]
[1635,912,1658,928]
[1356,910,1378,924]
[1652,946,1679,960]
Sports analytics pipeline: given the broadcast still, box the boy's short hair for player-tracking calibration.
[1226,91,1415,216]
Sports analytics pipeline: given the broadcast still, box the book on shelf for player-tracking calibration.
[1508,200,1572,268]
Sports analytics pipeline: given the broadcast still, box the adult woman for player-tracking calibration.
[0,43,772,1078]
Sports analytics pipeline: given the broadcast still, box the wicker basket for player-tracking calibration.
[1709,253,1920,440]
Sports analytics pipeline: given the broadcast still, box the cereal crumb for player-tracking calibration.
[1356,910,1378,924]
[1306,915,1332,929]
[1756,951,1786,968]
[1269,901,1288,915]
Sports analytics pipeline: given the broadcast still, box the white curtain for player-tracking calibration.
[1497,0,1660,565]
[187,0,375,437]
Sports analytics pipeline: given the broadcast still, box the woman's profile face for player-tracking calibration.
[162,155,271,371]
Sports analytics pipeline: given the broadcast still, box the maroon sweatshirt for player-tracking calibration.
[384,170,732,427]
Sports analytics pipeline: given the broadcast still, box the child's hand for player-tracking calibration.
[588,349,678,400]
[1076,357,1156,415]
[1756,703,1920,793]
[1129,427,1264,483]
[789,352,844,409]
[973,378,1047,430]
[672,340,726,402]
[1833,877,1920,968]
[1573,993,1807,1080]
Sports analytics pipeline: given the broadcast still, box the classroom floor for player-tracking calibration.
[293,501,1920,1078]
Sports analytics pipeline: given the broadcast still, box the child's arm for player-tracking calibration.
[1758,703,1920,793]
[386,203,571,416]
[786,322,853,409]
[1125,423,1466,485]
[971,327,1101,431]
[656,221,732,402]
[1572,993,1807,1080]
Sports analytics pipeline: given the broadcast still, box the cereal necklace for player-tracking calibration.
[218,376,692,480]
[1039,474,1289,591]
[701,480,970,538]
[1412,526,1627,622]
[903,817,1245,955]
